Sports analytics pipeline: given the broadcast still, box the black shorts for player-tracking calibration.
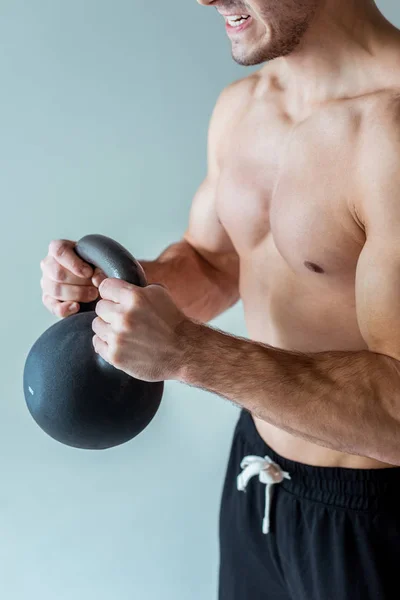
[219,410,400,600]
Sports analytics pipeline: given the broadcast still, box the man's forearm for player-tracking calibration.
[177,321,400,465]
[140,240,239,323]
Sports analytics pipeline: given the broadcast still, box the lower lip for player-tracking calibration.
[225,16,253,35]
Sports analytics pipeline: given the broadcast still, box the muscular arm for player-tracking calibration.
[177,99,400,465]
[140,83,244,323]
[140,238,238,323]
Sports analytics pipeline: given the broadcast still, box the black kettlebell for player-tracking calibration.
[23,234,164,450]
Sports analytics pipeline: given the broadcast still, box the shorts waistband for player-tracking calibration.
[236,410,400,510]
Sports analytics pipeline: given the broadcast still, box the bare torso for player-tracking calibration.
[215,65,398,469]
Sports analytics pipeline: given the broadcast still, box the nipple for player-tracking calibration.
[304,261,325,274]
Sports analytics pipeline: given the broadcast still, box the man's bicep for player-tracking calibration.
[183,176,239,282]
[356,238,400,361]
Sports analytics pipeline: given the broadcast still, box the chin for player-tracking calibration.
[231,46,275,66]
[232,50,268,66]
[231,39,301,66]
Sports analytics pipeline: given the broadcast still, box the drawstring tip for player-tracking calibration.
[262,518,270,535]
[237,476,247,493]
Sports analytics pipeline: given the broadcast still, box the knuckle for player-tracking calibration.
[52,282,62,298]
[128,291,143,310]
[52,262,66,282]
[49,239,68,258]
[109,332,119,349]
[115,314,128,332]
[84,288,97,302]
[112,350,123,367]
[108,343,118,363]
[41,277,51,294]
[40,256,52,272]
[77,289,89,302]
[74,258,87,274]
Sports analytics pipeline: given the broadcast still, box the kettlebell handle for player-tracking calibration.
[74,234,147,313]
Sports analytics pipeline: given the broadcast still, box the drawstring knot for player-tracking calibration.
[237,455,291,534]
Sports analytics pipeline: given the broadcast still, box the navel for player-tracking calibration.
[304,261,325,274]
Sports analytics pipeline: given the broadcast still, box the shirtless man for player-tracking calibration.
[40,0,400,598]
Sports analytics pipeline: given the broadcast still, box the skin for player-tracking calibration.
[41,0,400,468]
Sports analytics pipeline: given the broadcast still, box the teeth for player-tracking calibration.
[227,15,250,27]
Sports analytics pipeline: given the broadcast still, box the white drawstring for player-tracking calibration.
[237,455,291,534]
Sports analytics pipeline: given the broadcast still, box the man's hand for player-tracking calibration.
[92,278,191,382]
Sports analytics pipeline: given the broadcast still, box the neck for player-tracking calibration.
[275,0,398,110]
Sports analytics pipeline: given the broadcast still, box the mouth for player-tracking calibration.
[222,14,253,35]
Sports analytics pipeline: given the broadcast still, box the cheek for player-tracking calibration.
[249,3,275,31]
[251,15,272,39]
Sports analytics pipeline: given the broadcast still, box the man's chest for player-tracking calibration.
[216,103,366,277]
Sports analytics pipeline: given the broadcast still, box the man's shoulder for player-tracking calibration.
[208,72,262,144]
[216,72,261,111]
[353,87,400,229]
[355,88,400,179]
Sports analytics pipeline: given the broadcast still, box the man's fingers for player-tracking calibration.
[40,255,93,285]
[42,295,79,318]
[40,276,99,303]
[48,239,93,278]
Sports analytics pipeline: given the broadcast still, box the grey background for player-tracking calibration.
[0,1,397,599]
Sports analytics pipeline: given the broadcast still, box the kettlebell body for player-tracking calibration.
[23,234,164,450]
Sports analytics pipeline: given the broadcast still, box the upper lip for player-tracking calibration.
[218,11,251,17]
